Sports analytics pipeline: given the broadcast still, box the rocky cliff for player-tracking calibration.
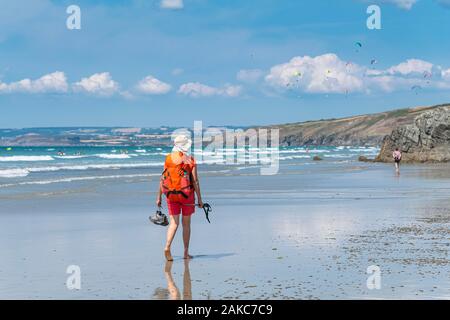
[376,106,450,162]
[261,104,448,147]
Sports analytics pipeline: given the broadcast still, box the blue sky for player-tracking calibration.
[1,0,450,128]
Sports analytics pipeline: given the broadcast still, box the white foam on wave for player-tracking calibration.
[0,162,165,178]
[135,149,146,153]
[348,147,379,152]
[0,155,54,162]
[0,168,30,178]
[0,173,161,188]
[278,155,311,160]
[96,154,131,159]
[28,162,165,172]
[324,154,353,158]
[55,155,89,159]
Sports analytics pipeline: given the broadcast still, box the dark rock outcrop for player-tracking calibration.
[376,106,450,162]
[358,156,373,162]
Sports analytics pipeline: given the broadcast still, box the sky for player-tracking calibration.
[1,0,450,128]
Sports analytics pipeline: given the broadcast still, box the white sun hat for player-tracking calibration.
[172,134,192,153]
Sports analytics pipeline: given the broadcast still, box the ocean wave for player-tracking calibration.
[55,155,89,159]
[28,162,165,172]
[275,149,331,154]
[0,168,30,178]
[323,154,354,158]
[0,173,160,188]
[96,154,131,159]
[348,148,379,152]
[278,155,311,160]
[0,155,54,162]
[0,162,165,178]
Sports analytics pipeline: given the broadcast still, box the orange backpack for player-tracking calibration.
[160,153,194,202]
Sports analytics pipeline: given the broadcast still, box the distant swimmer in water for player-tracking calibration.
[57,151,66,156]
[393,148,402,174]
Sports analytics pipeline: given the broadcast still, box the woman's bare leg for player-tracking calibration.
[182,215,193,259]
[165,215,180,261]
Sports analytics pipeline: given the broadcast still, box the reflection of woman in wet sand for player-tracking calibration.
[159,260,192,300]
[164,261,180,300]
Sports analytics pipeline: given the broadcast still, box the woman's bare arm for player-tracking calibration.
[156,184,162,207]
[192,166,203,207]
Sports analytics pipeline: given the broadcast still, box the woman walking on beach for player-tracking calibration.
[156,135,204,261]
[393,148,402,174]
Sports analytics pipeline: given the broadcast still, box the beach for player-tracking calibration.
[0,147,449,299]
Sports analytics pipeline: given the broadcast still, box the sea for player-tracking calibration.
[0,145,380,188]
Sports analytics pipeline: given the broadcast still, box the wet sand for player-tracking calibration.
[0,162,449,299]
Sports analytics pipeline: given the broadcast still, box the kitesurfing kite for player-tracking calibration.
[411,85,422,94]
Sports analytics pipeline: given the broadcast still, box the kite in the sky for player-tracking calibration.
[411,85,422,94]
[423,71,432,78]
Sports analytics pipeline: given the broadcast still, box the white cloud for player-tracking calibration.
[160,0,184,9]
[0,71,68,94]
[178,82,242,98]
[265,54,450,95]
[265,53,365,94]
[72,72,119,96]
[365,75,421,92]
[363,0,417,10]
[178,82,218,97]
[136,76,171,95]
[222,84,242,97]
[386,0,417,10]
[442,68,450,80]
[387,59,433,76]
[237,69,264,83]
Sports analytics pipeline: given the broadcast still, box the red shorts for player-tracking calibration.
[167,193,195,216]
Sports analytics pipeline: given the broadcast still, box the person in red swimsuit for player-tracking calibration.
[156,135,204,261]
